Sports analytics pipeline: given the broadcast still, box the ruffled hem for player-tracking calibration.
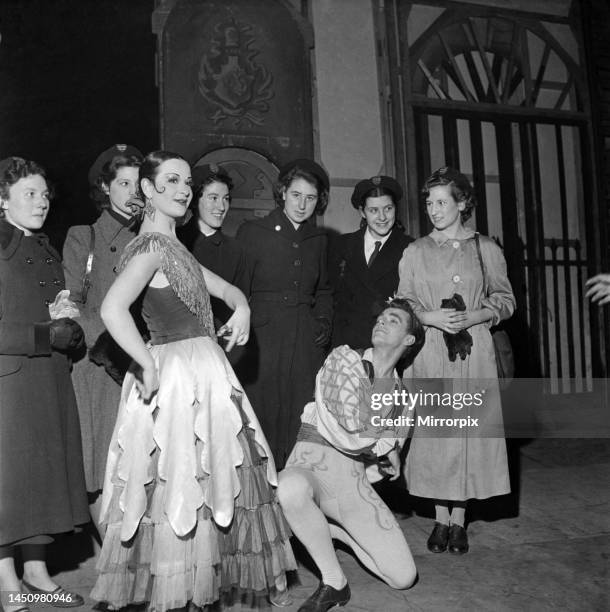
[93,336,295,610]
[92,498,296,611]
[93,405,296,610]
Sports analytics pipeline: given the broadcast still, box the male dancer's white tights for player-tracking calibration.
[278,441,416,590]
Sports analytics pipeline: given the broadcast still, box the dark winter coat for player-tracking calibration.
[190,230,246,326]
[0,220,88,546]
[187,228,248,370]
[329,226,414,350]
[236,208,333,467]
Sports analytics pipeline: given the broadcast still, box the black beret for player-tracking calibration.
[278,158,330,192]
[351,175,403,209]
[88,144,143,186]
[191,162,232,189]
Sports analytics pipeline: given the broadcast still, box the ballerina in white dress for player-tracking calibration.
[91,151,296,612]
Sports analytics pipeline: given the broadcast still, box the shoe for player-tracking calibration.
[427,522,450,553]
[297,582,351,612]
[269,587,293,607]
[21,580,84,608]
[448,524,469,554]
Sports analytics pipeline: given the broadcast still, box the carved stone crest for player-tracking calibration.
[198,18,274,127]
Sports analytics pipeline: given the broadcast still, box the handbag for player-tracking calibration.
[474,233,515,385]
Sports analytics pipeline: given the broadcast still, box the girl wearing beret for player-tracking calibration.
[62,145,142,526]
[236,159,333,468]
[397,167,515,554]
[330,175,413,351]
[0,157,88,610]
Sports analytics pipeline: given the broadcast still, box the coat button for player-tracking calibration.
[25,257,33,264]
[39,280,46,287]
[45,257,54,264]
[294,259,301,267]
[292,242,299,248]
[452,241,460,249]
[44,299,52,306]
[110,246,117,252]
[53,278,61,286]
[275,225,281,231]
[452,274,461,283]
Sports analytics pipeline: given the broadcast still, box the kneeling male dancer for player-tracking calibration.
[277,298,424,612]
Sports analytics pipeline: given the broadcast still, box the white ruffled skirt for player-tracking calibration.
[91,336,296,611]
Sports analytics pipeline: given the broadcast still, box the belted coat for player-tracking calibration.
[236,208,333,467]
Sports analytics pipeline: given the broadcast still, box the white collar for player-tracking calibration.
[362,347,399,381]
[364,227,392,249]
[198,219,218,237]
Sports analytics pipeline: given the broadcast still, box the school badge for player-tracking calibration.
[198,18,274,127]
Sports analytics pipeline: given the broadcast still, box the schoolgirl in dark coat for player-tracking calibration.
[178,163,247,368]
[237,159,333,468]
[0,157,88,606]
[330,176,413,350]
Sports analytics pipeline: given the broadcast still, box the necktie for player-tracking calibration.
[368,241,382,268]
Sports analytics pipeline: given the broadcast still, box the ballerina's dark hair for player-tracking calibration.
[139,151,187,193]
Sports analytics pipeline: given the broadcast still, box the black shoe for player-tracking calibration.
[427,522,450,553]
[448,524,469,554]
[297,582,351,612]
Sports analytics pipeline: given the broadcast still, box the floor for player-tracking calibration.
[19,439,610,612]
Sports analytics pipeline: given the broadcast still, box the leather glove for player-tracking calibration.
[313,316,332,348]
[441,293,472,362]
[443,330,473,361]
[49,318,85,352]
[441,293,467,312]
[89,330,132,385]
